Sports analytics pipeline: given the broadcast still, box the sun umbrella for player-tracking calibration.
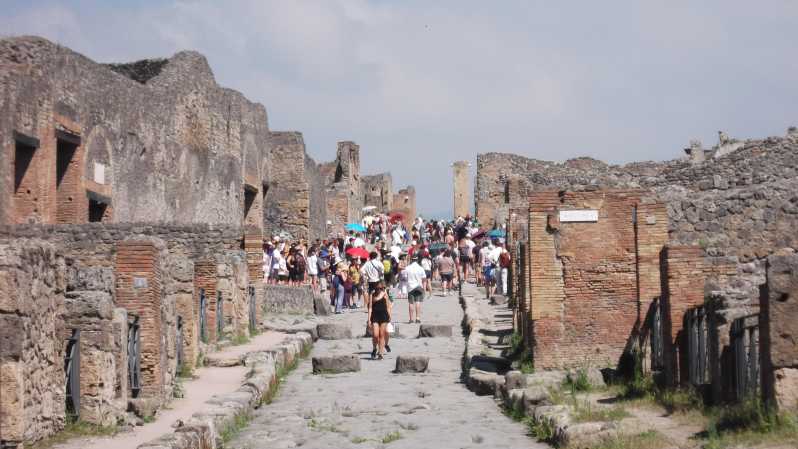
[471,229,487,240]
[345,223,366,232]
[346,247,370,259]
[488,229,506,238]
[389,212,405,223]
[429,242,449,251]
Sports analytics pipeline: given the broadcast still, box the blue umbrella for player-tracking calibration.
[345,223,366,232]
[488,229,505,238]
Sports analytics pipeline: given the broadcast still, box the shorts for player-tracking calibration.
[425,270,432,279]
[483,266,494,282]
[291,270,305,281]
[368,281,381,294]
[441,273,453,282]
[460,254,470,264]
[408,287,424,304]
[278,274,289,282]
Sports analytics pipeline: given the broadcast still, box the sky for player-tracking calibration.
[3,1,798,217]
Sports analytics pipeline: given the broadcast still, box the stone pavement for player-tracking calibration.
[229,284,546,449]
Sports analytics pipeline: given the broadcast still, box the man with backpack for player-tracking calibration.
[498,243,511,296]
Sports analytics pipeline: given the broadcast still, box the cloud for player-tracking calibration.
[2,0,798,216]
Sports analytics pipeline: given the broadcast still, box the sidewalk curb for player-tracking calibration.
[137,332,313,449]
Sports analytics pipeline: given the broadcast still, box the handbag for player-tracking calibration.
[387,322,396,334]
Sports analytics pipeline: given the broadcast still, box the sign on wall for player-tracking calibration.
[94,162,106,185]
[559,209,598,223]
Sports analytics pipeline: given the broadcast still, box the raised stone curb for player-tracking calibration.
[312,354,361,374]
[136,332,312,449]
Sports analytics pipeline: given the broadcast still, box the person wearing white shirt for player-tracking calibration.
[307,250,319,294]
[360,252,385,305]
[391,227,403,246]
[390,243,402,260]
[353,236,366,248]
[404,256,427,323]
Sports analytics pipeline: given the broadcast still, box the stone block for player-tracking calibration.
[129,397,160,419]
[314,294,332,316]
[566,367,606,389]
[0,361,23,441]
[774,367,798,411]
[522,385,551,411]
[312,354,361,374]
[0,314,23,358]
[505,370,527,390]
[394,355,429,373]
[418,324,453,338]
[316,323,352,340]
[467,368,500,395]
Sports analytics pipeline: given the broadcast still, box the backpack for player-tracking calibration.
[499,252,511,269]
[383,259,392,274]
[319,258,330,272]
[295,253,306,272]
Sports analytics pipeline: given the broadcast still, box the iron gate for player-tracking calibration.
[686,306,710,386]
[128,316,141,398]
[216,291,224,338]
[199,288,207,343]
[731,314,760,401]
[648,298,664,371]
[248,286,257,334]
[64,329,80,419]
[176,316,184,369]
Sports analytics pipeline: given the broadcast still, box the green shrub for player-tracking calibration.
[527,418,555,442]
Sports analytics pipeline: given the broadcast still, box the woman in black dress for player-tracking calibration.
[367,281,392,360]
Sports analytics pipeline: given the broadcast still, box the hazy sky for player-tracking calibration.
[3,1,797,217]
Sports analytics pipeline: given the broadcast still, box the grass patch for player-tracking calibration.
[381,431,403,444]
[563,367,592,393]
[571,399,630,423]
[230,333,251,346]
[308,418,348,435]
[219,412,252,446]
[591,430,671,449]
[141,415,156,424]
[702,398,798,449]
[351,436,369,444]
[259,342,311,406]
[29,421,119,449]
[509,331,523,354]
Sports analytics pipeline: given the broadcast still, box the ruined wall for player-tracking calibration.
[262,285,316,315]
[762,250,798,411]
[527,190,668,370]
[305,154,328,242]
[0,239,66,445]
[263,132,310,240]
[0,36,272,228]
[323,141,363,235]
[362,173,393,213]
[392,186,417,223]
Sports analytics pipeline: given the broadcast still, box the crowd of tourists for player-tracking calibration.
[262,212,512,360]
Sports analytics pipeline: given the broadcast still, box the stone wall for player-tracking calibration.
[323,141,363,235]
[362,173,393,213]
[762,250,798,411]
[0,36,270,229]
[262,285,316,315]
[392,186,417,224]
[0,239,66,445]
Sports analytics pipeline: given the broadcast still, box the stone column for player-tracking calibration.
[762,251,798,411]
[452,161,470,219]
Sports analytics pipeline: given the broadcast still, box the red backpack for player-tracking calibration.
[499,252,511,269]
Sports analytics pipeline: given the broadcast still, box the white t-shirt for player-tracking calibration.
[405,262,427,291]
[392,229,403,245]
[307,255,318,275]
[360,259,384,283]
[421,258,432,271]
[480,246,493,267]
[353,237,366,248]
[489,246,502,264]
[390,244,402,260]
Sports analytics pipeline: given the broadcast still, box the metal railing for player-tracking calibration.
[64,329,80,419]
[128,316,141,398]
[731,314,760,401]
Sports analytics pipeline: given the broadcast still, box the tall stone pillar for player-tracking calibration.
[452,161,470,219]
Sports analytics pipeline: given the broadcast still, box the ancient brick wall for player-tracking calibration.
[762,250,798,411]
[660,246,706,385]
[263,285,316,315]
[0,239,66,445]
[526,190,669,370]
[0,36,271,228]
[114,239,166,398]
[264,132,313,241]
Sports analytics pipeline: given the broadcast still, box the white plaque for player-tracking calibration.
[133,277,148,288]
[559,210,598,223]
[94,162,106,185]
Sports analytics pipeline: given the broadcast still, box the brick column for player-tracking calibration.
[661,245,706,386]
[194,259,219,343]
[115,240,164,397]
[762,252,798,411]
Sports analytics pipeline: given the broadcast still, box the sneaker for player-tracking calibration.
[415,319,421,324]
[385,344,391,353]
[371,348,377,359]
[408,320,414,324]
[377,354,384,360]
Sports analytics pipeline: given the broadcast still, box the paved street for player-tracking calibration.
[230,284,545,449]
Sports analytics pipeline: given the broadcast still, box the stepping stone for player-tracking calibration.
[418,324,453,338]
[314,295,332,316]
[394,355,430,373]
[505,370,527,390]
[204,353,243,367]
[317,323,352,340]
[312,354,361,374]
[467,368,501,396]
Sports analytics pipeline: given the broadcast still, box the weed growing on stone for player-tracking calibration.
[350,436,369,444]
[142,415,156,424]
[219,412,252,447]
[571,399,630,423]
[29,421,119,449]
[563,367,592,393]
[590,430,671,449]
[703,398,798,449]
[177,362,194,379]
[381,431,403,444]
[308,418,348,434]
[526,417,555,443]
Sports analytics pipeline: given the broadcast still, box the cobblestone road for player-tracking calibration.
[230,284,545,449]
